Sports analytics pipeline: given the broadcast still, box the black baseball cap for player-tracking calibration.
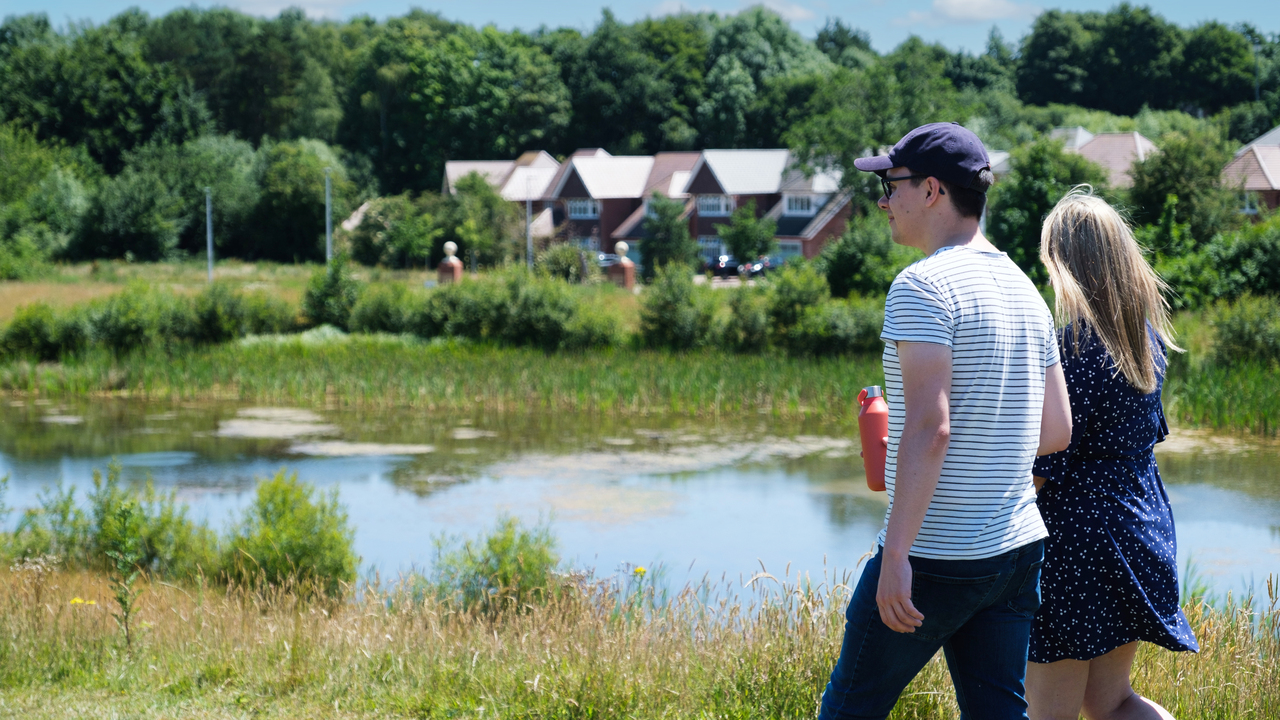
[853,122,991,191]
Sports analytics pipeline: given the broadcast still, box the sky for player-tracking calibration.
[6,0,1279,54]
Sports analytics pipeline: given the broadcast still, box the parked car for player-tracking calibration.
[709,255,741,277]
[742,255,775,278]
[597,253,620,269]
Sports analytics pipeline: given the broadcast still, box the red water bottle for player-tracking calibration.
[858,385,889,492]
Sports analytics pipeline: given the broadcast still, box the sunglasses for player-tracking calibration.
[880,174,931,200]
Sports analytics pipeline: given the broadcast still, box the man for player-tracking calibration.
[819,123,1073,720]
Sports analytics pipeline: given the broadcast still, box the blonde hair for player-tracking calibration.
[1039,186,1180,394]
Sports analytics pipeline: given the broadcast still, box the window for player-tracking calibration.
[567,198,600,219]
[697,195,734,216]
[785,195,814,215]
[1241,192,1259,216]
[697,236,724,265]
[572,237,600,251]
[776,241,803,261]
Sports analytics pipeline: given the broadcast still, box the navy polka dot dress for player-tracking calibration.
[1030,323,1199,663]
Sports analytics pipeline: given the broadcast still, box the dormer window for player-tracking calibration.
[697,195,734,216]
[567,198,600,219]
[785,194,817,216]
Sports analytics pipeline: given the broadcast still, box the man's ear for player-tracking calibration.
[923,178,945,207]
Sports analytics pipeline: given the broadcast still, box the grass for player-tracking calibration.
[0,260,430,322]
[0,565,1274,719]
[0,339,886,420]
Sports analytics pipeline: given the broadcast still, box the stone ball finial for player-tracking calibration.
[444,241,458,259]
[615,241,629,257]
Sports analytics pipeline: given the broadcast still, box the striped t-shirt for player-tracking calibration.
[877,245,1057,560]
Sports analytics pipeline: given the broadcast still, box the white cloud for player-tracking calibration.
[895,0,1039,26]
[758,0,816,22]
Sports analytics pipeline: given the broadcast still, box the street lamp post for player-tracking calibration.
[324,167,333,263]
[205,187,213,283]
[525,175,534,269]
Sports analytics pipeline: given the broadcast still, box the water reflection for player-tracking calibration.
[0,399,1276,597]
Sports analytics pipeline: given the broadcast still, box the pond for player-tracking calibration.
[2,398,1278,599]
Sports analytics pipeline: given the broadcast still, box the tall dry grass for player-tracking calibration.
[0,562,1275,719]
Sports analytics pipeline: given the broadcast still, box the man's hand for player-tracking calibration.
[876,553,924,632]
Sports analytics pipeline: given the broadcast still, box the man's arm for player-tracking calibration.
[877,340,952,634]
[1038,361,1071,456]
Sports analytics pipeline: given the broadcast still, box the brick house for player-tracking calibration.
[447,148,855,266]
[1222,125,1280,213]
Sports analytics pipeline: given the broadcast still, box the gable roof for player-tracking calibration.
[645,152,701,198]
[1071,132,1158,188]
[550,155,655,199]
[443,150,562,197]
[1049,126,1095,151]
[442,160,517,194]
[686,149,793,195]
[1238,124,1280,154]
[1223,145,1280,191]
[779,165,842,193]
[766,190,854,239]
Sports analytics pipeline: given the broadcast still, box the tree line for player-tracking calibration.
[0,3,1277,277]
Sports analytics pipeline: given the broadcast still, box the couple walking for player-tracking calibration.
[820,123,1198,720]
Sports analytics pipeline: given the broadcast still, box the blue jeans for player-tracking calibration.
[819,540,1045,720]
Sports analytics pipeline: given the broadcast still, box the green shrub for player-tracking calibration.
[303,254,361,330]
[721,285,771,352]
[768,262,830,329]
[2,303,62,361]
[563,304,624,350]
[639,265,719,350]
[350,283,413,334]
[780,296,884,356]
[410,277,508,341]
[1213,295,1280,367]
[432,515,559,613]
[536,243,597,284]
[10,463,218,581]
[221,470,356,597]
[817,214,919,298]
[0,229,53,280]
[242,292,299,335]
[92,284,195,353]
[501,273,577,350]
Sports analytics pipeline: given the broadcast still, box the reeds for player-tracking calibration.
[1,565,1275,719]
[0,340,886,420]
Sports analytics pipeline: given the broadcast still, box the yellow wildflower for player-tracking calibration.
[634,566,646,577]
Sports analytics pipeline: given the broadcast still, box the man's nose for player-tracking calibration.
[877,194,890,210]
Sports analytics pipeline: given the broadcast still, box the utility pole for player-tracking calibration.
[205,187,213,283]
[324,167,333,263]
[525,174,534,269]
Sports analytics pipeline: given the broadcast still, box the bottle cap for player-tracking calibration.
[863,385,882,398]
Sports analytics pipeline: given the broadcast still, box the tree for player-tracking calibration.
[242,139,355,262]
[1180,22,1256,114]
[450,172,520,269]
[1015,10,1095,107]
[640,192,697,279]
[817,213,919,298]
[1129,128,1243,247]
[986,138,1110,282]
[716,200,776,262]
[0,20,210,173]
[815,18,875,70]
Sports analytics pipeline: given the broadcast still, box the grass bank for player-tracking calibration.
[0,339,885,419]
[0,565,1275,719]
[0,332,1270,433]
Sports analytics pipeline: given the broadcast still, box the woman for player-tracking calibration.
[1027,188,1198,720]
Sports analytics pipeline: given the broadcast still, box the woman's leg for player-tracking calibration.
[1026,659,1089,720]
[1081,642,1176,720]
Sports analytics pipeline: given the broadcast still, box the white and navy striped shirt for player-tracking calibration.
[877,245,1057,560]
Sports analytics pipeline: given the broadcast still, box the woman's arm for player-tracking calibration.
[1038,361,1072,456]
